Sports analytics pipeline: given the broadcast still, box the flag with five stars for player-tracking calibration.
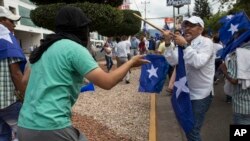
[139,54,169,93]
[219,12,250,46]
[171,47,194,134]
[219,11,250,59]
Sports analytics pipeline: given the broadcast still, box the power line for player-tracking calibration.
[133,0,140,11]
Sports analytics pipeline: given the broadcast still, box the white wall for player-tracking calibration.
[15,30,41,55]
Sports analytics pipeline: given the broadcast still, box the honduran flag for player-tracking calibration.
[0,24,26,72]
[171,47,194,134]
[139,54,169,93]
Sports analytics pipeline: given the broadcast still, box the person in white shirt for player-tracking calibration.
[115,36,131,84]
[103,37,113,72]
[163,16,214,141]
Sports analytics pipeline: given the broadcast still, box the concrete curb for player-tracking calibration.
[149,94,157,141]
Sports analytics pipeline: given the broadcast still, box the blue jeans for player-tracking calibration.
[0,118,11,141]
[233,113,250,125]
[186,94,213,141]
[105,55,113,72]
[0,102,22,141]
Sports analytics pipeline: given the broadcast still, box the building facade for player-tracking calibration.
[1,0,53,55]
[118,0,130,10]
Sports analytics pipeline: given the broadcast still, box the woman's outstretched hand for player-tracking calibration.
[130,55,151,68]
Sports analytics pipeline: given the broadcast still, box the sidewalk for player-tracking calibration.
[156,94,185,141]
[97,59,185,141]
[155,78,232,141]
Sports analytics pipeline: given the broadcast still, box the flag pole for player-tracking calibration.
[243,10,250,21]
[133,13,165,33]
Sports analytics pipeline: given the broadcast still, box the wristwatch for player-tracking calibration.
[183,44,189,49]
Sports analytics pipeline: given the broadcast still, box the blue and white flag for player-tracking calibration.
[219,12,250,45]
[0,24,26,72]
[171,47,194,134]
[139,54,169,93]
[219,14,234,24]
[219,11,250,59]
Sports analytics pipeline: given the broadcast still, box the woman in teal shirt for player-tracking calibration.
[17,6,149,141]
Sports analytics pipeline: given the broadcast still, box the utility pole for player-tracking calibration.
[188,4,190,17]
[141,0,150,36]
[141,0,150,20]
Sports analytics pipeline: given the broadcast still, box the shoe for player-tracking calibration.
[125,80,130,84]
[226,95,232,103]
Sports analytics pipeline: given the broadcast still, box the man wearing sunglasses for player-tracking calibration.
[0,6,26,141]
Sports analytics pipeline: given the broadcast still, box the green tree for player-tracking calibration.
[193,0,212,19]
[29,0,124,7]
[98,10,141,36]
[29,0,141,36]
[203,12,227,33]
[30,3,123,32]
[228,0,250,16]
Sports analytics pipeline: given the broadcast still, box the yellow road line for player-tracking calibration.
[149,94,157,141]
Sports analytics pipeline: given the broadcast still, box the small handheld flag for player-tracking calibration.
[139,54,169,93]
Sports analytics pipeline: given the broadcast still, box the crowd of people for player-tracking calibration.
[1,4,250,141]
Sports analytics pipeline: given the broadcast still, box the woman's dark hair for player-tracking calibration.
[29,6,91,64]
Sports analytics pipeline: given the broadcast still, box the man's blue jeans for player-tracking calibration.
[0,118,11,141]
[186,94,213,141]
[0,102,22,141]
[233,113,250,125]
[105,55,113,72]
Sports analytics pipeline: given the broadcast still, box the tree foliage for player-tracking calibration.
[203,12,227,33]
[98,10,141,36]
[30,2,142,36]
[192,0,212,19]
[29,0,123,7]
[228,0,250,16]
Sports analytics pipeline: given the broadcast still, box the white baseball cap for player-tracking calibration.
[182,16,204,28]
[0,6,21,21]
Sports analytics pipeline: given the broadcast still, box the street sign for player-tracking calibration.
[165,17,174,23]
[167,0,191,6]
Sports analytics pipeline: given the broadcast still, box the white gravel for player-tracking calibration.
[73,69,151,141]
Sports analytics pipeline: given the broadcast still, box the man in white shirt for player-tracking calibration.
[164,16,214,141]
[115,36,131,84]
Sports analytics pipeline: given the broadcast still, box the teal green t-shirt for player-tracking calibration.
[18,39,98,130]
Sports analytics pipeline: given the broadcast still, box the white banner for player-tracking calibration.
[167,0,191,6]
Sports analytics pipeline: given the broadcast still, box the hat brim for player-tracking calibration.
[182,19,204,28]
[7,14,21,21]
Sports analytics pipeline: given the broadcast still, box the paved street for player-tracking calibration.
[157,78,232,141]
[96,56,232,141]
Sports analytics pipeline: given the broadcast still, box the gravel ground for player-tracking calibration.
[72,66,151,141]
